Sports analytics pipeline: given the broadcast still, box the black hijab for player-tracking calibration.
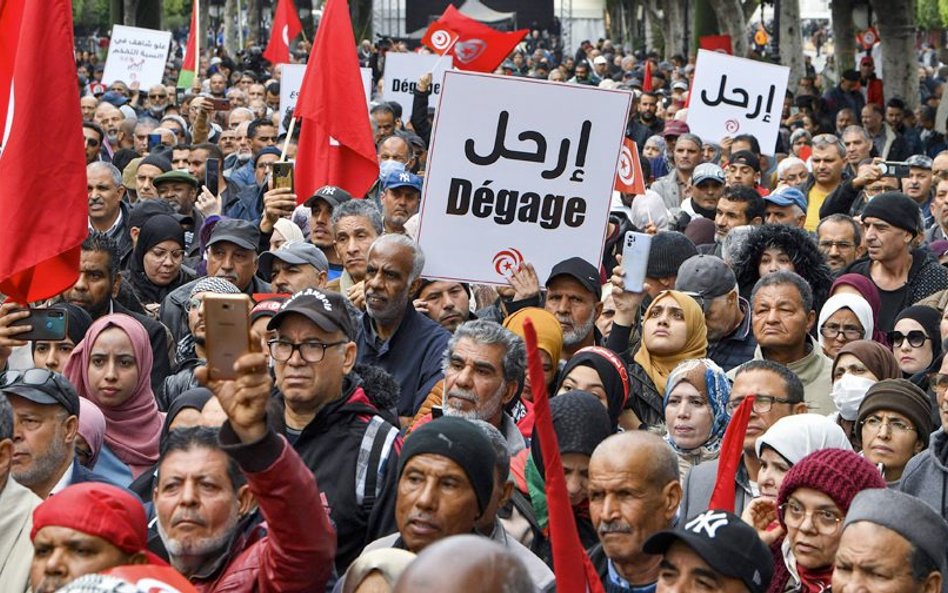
[557,347,630,431]
[128,214,191,305]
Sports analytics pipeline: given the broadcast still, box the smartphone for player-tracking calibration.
[175,88,185,105]
[147,133,162,151]
[621,231,652,293]
[11,308,67,341]
[878,161,910,178]
[272,161,294,192]
[203,294,251,381]
[210,97,231,111]
[431,406,444,418]
[205,158,220,197]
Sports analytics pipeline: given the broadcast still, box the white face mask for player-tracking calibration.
[831,374,876,421]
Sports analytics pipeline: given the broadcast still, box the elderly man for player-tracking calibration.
[805,134,847,230]
[301,185,354,281]
[778,157,810,189]
[154,170,201,222]
[134,153,172,201]
[682,360,807,516]
[644,509,774,593]
[817,214,864,274]
[676,255,756,372]
[155,346,336,591]
[588,431,682,591]
[29,483,155,593]
[653,133,703,210]
[87,162,131,262]
[763,186,807,228]
[544,257,603,360]
[833,489,948,593]
[393,536,537,593]
[258,242,329,294]
[843,191,948,331]
[379,170,423,234]
[0,393,39,592]
[329,198,383,306]
[93,102,124,147]
[356,235,451,423]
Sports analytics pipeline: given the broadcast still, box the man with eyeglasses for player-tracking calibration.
[900,354,948,519]
[266,288,400,571]
[681,359,807,517]
[817,214,864,275]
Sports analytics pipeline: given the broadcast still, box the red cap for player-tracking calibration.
[663,119,690,137]
[860,56,874,66]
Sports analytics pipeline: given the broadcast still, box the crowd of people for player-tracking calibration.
[3,22,948,593]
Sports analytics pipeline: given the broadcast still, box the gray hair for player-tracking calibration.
[87,161,123,187]
[812,133,846,158]
[332,199,384,235]
[369,233,425,283]
[751,269,814,312]
[0,392,12,441]
[722,225,755,266]
[471,419,511,483]
[777,156,807,181]
[676,133,703,150]
[842,125,872,142]
[789,129,811,145]
[134,117,160,133]
[443,320,526,387]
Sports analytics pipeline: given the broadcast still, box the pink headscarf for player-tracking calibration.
[64,314,164,477]
[77,397,107,469]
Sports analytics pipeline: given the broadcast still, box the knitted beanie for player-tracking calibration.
[856,379,934,449]
[647,231,698,278]
[776,449,886,527]
[861,191,921,236]
[531,390,612,480]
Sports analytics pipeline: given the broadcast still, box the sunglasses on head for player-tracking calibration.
[887,330,930,348]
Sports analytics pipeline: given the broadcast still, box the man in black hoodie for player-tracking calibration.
[267,288,401,572]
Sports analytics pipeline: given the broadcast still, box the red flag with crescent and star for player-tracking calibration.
[422,4,527,73]
[263,0,303,65]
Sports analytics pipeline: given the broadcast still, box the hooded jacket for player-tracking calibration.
[900,427,948,519]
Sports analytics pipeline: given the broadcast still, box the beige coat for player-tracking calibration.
[0,477,41,593]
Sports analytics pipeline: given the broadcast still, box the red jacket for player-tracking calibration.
[193,426,336,593]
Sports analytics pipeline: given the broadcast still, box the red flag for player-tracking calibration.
[293,0,377,201]
[523,318,606,593]
[423,5,527,73]
[615,137,646,194]
[699,35,733,54]
[708,396,755,511]
[421,24,460,57]
[0,0,86,303]
[642,60,653,91]
[263,0,303,65]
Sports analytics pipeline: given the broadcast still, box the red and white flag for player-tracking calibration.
[614,138,646,195]
[293,0,377,201]
[422,5,527,73]
[0,0,87,303]
[263,0,303,65]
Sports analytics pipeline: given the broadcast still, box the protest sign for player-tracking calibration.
[281,64,372,131]
[417,71,632,285]
[102,25,172,88]
[383,53,453,113]
[687,50,789,154]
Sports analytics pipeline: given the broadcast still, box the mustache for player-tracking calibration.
[172,510,208,527]
[598,520,633,534]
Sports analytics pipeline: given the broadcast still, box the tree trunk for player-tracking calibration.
[832,0,856,72]
[664,0,687,59]
[246,0,259,46]
[708,0,747,57]
[224,0,238,55]
[780,0,804,91]
[200,0,211,53]
[123,0,135,25]
[870,0,917,109]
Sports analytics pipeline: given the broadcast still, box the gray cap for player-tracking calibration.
[675,254,736,300]
[258,241,330,280]
[692,163,726,186]
[843,489,948,575]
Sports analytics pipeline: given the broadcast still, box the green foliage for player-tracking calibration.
[72,0,110,28]
[919,0,944,30]
[940,0,948,25]
[165,0,191,30]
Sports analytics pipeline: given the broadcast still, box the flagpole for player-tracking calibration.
[237,0,244,50]
[194,0,201,90]
[430,35,459,75]
[280,116,297,161]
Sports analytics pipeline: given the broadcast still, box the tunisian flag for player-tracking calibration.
[422,4,527,73]
[263,0,303,65]
[614,137,646,194]
[293,0,377,201]
[0,0,87,303]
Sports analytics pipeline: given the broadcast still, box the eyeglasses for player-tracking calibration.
[725,394,795,414]
[817,241,855,251]
[819,323,864,341]
[887,330,930,348]
[148,93,168,99]
[268,340,346,363]
[148,247,185,263]
[860,414,916,434]
[779,500,842,534]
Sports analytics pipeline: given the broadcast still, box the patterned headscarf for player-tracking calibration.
[663,358,731,453]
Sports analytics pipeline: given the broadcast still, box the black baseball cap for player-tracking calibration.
[304,185,354,209]
[644,510,773,593]
[128,199,193,229]
[207,218,260,251]
[729,150,760,173]
[268,288,354,340]
[546,257,601,300]
[1,369,80,417]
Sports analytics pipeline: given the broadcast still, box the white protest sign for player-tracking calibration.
[280,65,372,132]
[687,50,789,153]
[102,25,172,89]
[383,53,453,114]
[417,71,632,285]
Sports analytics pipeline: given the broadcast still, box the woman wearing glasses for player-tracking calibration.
[890,306,941,384]
[815,293,873,359]
[124,215,195,318]
[855,379,933,486]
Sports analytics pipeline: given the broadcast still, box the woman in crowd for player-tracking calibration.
[816,293,874,360]
[662,358,730,482]
[890,306,942,386]
[829,274,888,345]
[855,379,933,486]
[502,307,564,437]
[626,291,707,429]
[124,214,195,316]
[32,302,92,373]
[64,313,164,484]
[830,340,901,446]
[556,346,629,432]
[340,549,416,593]
[75,397,106,470]
[789,129,812,159]
[732,224,833,313]
[270,217,305,251]
[768,449,886,593]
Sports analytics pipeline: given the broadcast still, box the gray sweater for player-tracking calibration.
[900,428,948,520]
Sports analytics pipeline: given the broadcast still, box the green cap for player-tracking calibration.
[153,170,200,188]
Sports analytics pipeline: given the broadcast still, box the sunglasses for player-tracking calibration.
[887,330,930,348]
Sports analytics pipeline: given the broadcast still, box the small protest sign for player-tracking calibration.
[417,71,632,285]
[384,53,453,113]
[102,25,172,88]
[687,50,789,154]
[281,65,372,131]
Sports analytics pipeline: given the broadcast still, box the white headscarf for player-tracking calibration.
[630,189,670,231]
[817,293,874,354]
[755,413,853,463]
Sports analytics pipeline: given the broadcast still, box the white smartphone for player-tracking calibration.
[621,231,652,293]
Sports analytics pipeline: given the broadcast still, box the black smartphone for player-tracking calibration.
[878,161,910,178]
[272,161,294,192]
[210,97,231,111]
[11,308,67,341]
[175,88,185,105]
[147,133,162,151]
[205,157,220,196]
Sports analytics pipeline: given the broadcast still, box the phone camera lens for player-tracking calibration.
[45,321,54,329]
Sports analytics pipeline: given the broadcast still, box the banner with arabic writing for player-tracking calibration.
[687,50,789,155]
[101,25,172,89]
[417,71,632,285]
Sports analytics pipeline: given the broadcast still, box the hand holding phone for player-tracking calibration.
[10,308,68,341]
[205,157,220,197]
[272,161,294,193]
[621,231,652,293]
[203,294,251,381]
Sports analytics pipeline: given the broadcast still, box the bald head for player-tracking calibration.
[590,431,680,488]
[393,535,535,593]
[378,135,413,167]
